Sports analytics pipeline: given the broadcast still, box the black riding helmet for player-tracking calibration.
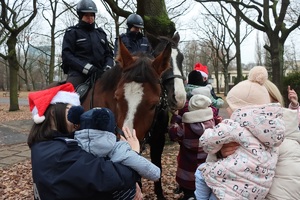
[77,0,98,19]
[126,13,144,29]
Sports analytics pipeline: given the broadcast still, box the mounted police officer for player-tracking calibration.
[62,0,114,89]
[114,13,152,55]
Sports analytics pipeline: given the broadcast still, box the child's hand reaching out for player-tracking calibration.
[120,126,140,153]
[288,85,299,107]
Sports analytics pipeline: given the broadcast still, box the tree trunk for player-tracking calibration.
[7,35,20,111]
[235,5,242,83]
[270,40,284,93]
[137,0,175,37]
[7,61,19,110]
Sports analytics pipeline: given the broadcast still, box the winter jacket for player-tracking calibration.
[62,21,114,77]
[74,129,160,181]
[31,136,139,200]
[265,108,300,200]
[168,101,214,190]
[114,31,151,55]
[198,103,285,200]
[288,102,300,126]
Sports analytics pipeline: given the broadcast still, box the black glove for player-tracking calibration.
[88,66,99,75]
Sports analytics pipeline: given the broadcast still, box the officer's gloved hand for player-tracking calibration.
[88,66,99,75]
[82,63,99,75]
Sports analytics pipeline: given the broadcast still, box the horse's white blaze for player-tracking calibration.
[123,82,144,131]
[171,49,186,109]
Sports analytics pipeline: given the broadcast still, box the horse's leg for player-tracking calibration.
[149,109,169,200]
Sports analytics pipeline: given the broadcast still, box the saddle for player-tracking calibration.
[76,78,91,101]
[75,71,103,102]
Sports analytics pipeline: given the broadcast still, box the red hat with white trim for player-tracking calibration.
[28,83,80,124]
[194,62,209,78]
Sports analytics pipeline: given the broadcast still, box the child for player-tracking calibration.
[194,66,285,200]
[168,94,215,200]
[263,79,300,199]
[67,106,160,199]
[191,85,223,125]
[287,85,300,126]
[193,62,223,103]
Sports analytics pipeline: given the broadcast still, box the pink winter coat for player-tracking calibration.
[199,103,285,200]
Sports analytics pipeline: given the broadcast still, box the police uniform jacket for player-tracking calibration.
[62,21,114,76]
[31,134,139,200]
[114,31,151,55]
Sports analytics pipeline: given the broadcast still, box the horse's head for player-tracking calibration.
[149,32,187,112]
[113,38,171,140]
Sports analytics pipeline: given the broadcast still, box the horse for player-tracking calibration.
[146,32,187,199]
[81,38,172,143]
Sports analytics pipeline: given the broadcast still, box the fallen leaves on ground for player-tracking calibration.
[0,103,183,199]
[0,105,31,122]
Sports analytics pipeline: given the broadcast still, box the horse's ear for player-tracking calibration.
[116,37,134,69]
[145,32,160,51]
[152,42,171,76]
[172,32,180,46]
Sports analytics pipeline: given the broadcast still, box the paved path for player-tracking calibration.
[0,119,31,168]
[0,97,31,168]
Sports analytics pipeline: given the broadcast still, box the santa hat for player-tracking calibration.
[194,62,209,78]
[226,66,270,112]
[28,83,80,124]
[182,94,213,123]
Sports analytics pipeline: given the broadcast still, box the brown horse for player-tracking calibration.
[147,32,186,199]
[81,38,171,141]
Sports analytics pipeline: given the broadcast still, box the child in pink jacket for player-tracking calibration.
[195,66,285,200]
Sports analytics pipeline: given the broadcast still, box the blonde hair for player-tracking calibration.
[264,80,285,106]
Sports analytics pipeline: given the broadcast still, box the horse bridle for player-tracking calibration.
[140,73,185,152]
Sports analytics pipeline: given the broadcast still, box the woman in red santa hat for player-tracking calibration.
[27,83,142,200]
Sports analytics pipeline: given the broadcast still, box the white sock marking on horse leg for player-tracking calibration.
[171,49,186,108]
[123,82,143,131]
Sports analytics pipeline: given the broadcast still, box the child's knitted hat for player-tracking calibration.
[226,66,271,111]
[69,107,116,133]
[28,83,80,124]
[182,94,213,123]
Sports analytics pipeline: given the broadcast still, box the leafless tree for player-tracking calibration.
[196,1,253,83]
[34,0,76,84]
[0,0,37,111]
[195,0,300,93]
[255,31,263,66]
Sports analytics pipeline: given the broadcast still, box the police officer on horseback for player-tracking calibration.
[62,0,114,88]
[114,13,152,55]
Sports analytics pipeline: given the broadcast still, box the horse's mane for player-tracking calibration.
[99,52,160,92]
